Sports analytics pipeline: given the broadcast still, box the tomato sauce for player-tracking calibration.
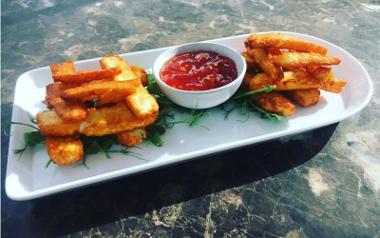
[160,51,238,91]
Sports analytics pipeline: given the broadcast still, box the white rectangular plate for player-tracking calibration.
[6,32,373,200]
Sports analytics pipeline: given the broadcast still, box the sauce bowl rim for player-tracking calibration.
[153,42,247,95]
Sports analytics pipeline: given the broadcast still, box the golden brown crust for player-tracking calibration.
[247,48,283,80]
[276,71,321,90]
[245,33,328,55]
[307,67,346,93]
[130,65,148,86]
[38,55,160,164]
[245,71,321,91]
[81,102,158,136]
[50,61,75,76]
[242,33,344,117]
[37,102,158,137]
[52,68,119,84]
[100,55,137,81]
[62,79,140,105]
[45,136,84,165]
[254,92,296,116]
[46,82,87,121]
[272,52,340,68]
[126,86,159,119]
[37,110,81,136]
[116,128,147,147]
[287,89,320,107]
[244,73,277,90]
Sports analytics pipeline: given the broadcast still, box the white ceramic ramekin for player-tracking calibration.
[153,42,247,109]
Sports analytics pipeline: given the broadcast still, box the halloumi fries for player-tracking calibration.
[278,71,321,90]
[35,55,159,165]
[100,55,137,81]
[37,110,81,136]
[51,61,119,84]
[46,82,87,121]
[117,129,147,147]
[82,102,157,136]
[50,61,75,76]
[264,46,282,55]
[246,71,321,91]
[244,72,277,90]
[245,33,328,55]
[307,67,346,93]
[131,65,148,86]
[101,55,159,119]
[254,92,296,116]
[37,101,158,137]
[287,89,320,107]
[272,52,340,68]
[247,48,283,79]
[126,86,159,119]
[63,79,140,105]
[241,32,346,116]
[45,136,84,165]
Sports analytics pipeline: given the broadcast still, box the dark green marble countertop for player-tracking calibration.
[1,0,380,237]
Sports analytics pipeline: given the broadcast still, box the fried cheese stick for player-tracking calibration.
[37,102,158,137]
[51,61,119,84]
[62,79,140,106]
[272,52,340,68]
[116,128,147,147]
[247,48,283,80]
[46,82,87,121]
[100,55,159,119]
[100,55,137,81]
[307,67,346,93]
[245,71,321,91]
[245,33,328,55]
[254,92,296,116]
[45,136,84,165]
[286,89,321,107]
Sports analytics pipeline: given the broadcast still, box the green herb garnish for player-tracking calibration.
[9,119,144,168]
[146,125,165,146]
[232,85,274,100]
[147,73,164,96]
[14,131,45,157]
[222,85,284,121]
[8,119,45,158]
[45,159,53,168]
[80,135,144,167]
[146,73,209,146]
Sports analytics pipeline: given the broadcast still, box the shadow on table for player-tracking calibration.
[1,107,338,237]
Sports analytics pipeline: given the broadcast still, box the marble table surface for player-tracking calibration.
[1,0,379,237]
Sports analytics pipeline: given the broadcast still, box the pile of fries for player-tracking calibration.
[242,33,346,116]
[36,55,159,165]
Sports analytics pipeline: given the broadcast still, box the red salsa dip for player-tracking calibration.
[160,51,238,91]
